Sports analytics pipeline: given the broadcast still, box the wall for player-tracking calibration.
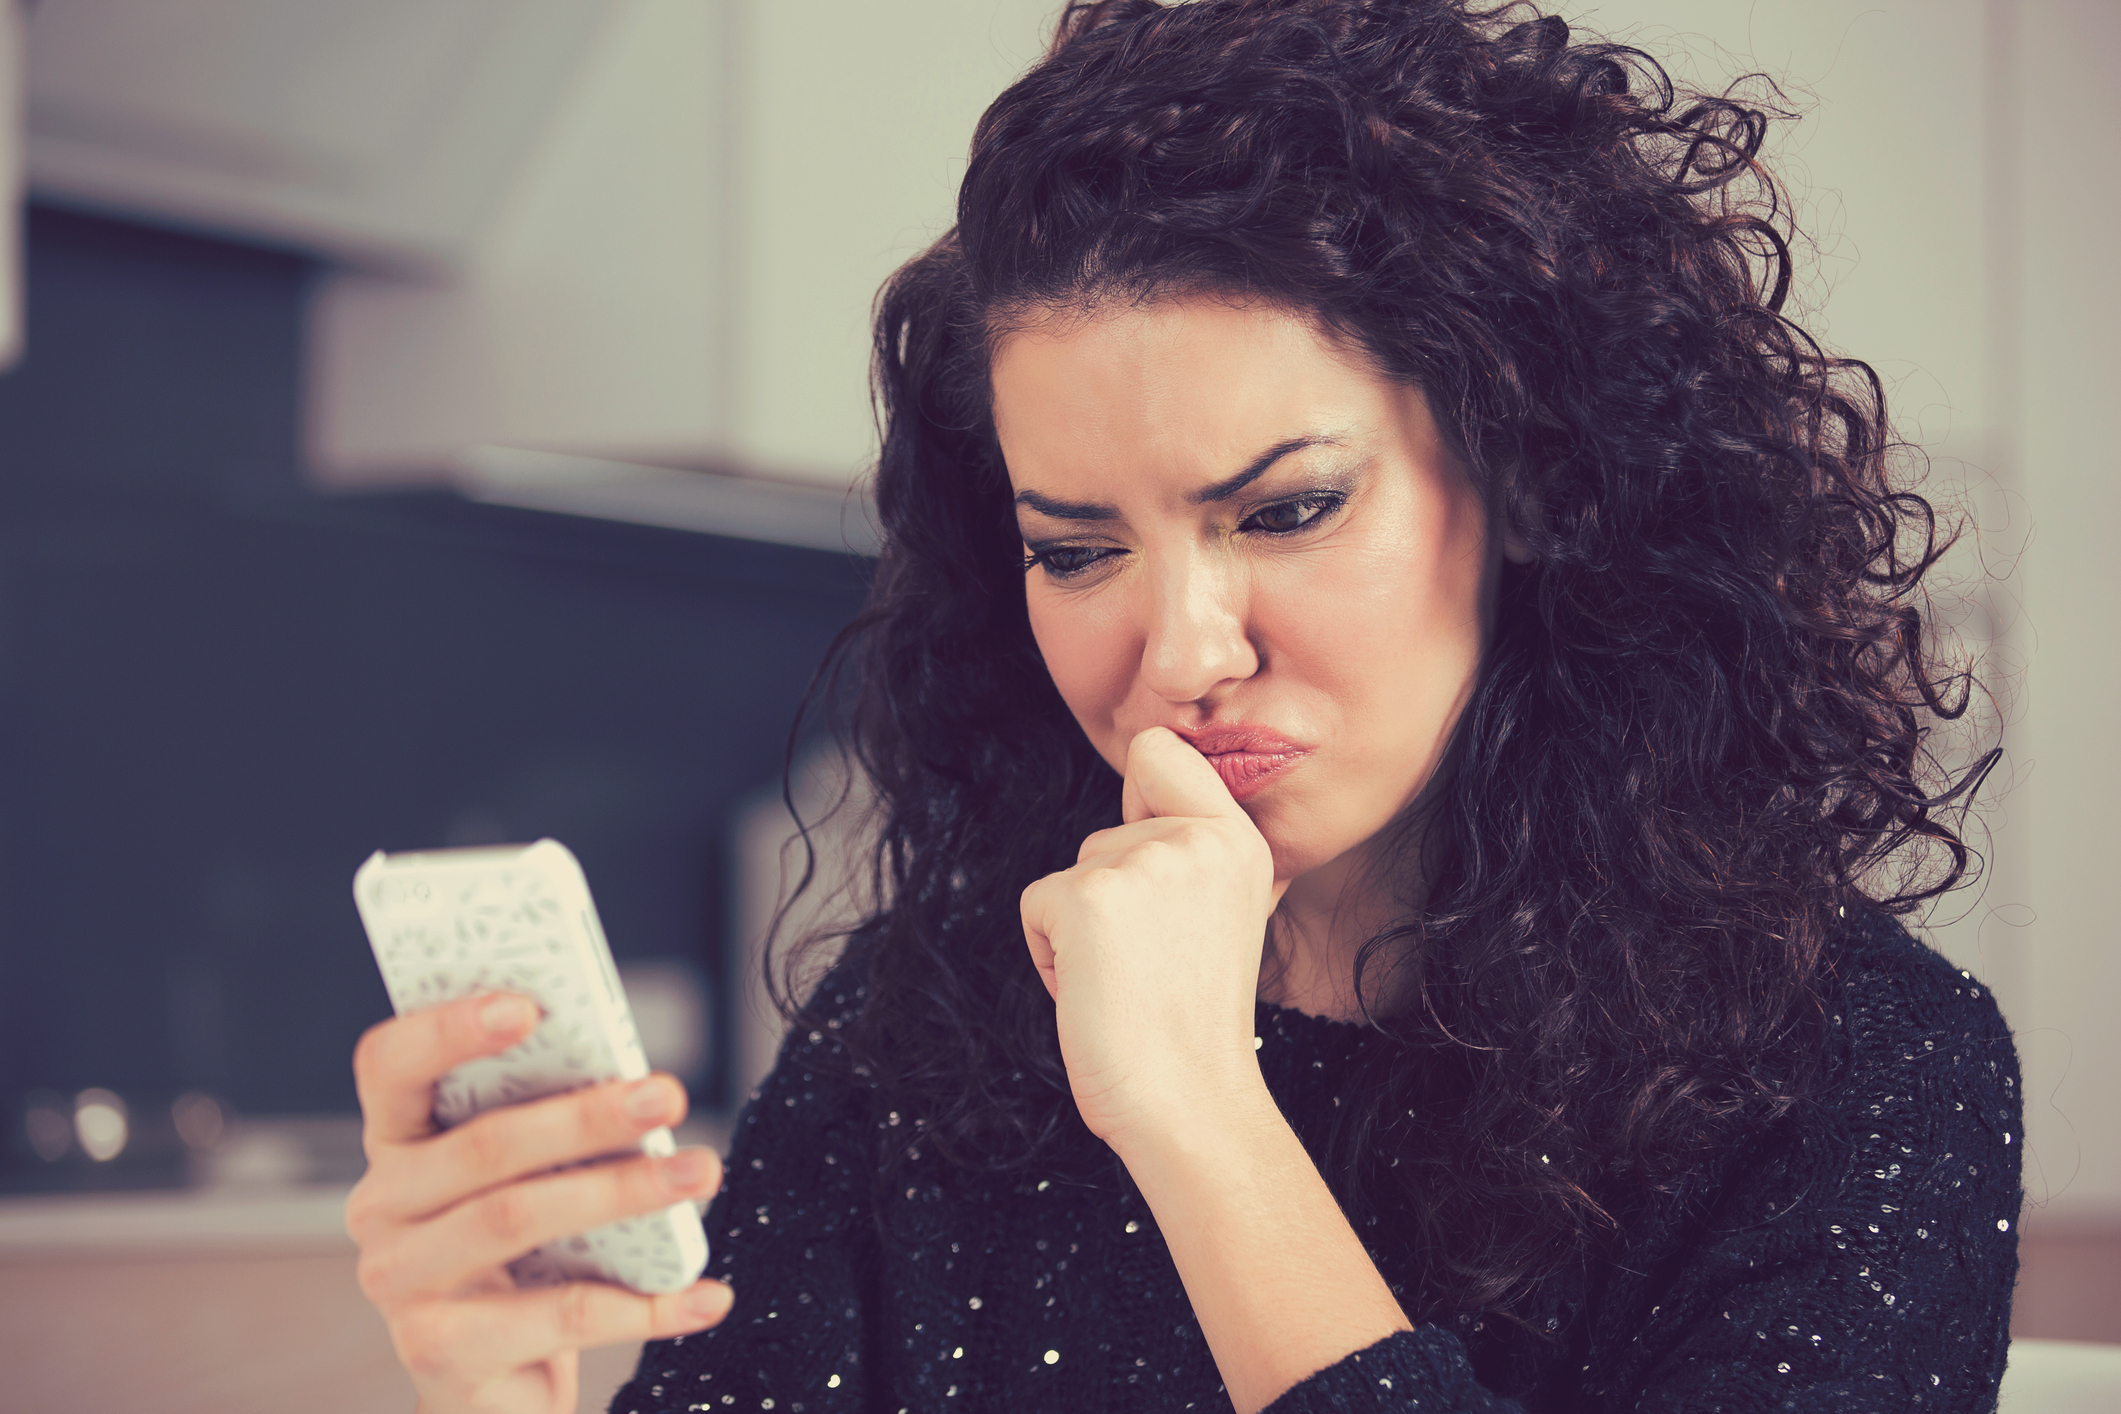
[1567,0,2118,1226]
[2012,0,2121,1228]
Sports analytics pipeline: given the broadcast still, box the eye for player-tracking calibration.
[1240,492,1344,536]
[1022,544,1119,580]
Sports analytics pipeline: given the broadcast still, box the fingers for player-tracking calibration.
[498,1277,734,1364]
[393,1279,734,1382]
[362,1147,723,1304]
[1121,726,1244,825]
[1020,875,1060,1001]
[355,993,541,1148]
[383,1073,690,1221]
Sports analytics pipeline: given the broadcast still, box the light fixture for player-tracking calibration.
[24,1102,70,1162]
[72,1088,128,1163]
[172,1092,226,1151]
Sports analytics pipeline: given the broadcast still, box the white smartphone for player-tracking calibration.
[352,838,710,1296]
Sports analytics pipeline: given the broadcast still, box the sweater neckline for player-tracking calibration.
[1247,996,1382,1051]
[1255,994,1376,1036]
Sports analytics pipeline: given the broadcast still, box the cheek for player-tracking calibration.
[1027,590,1141,766]
[1258,511,1488,780]
[1273,564,1453,723]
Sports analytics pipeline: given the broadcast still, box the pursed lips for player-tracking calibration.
[1168,724,1310,801]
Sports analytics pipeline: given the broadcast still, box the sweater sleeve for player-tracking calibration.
[608,987,877,1414]
[1264,927,2023,1414]
[1259,1329,1524,1413]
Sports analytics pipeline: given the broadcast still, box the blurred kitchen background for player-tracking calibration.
[0,1,2113,1411]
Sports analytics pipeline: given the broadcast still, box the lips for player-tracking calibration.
[1169,724,1310,802]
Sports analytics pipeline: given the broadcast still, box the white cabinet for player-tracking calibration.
[22,0,607,271]
[308,0,735,484]
[309,0,1055,498]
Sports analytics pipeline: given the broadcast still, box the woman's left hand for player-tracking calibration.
[1020,726,1285,1152]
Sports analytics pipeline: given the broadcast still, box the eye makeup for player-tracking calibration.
[1020,482,1354,579]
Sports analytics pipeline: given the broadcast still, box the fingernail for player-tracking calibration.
[479,995,538,1035]
[665,1148,715,1190]
[681,1283,730,1320]
[625,1076,680,1122]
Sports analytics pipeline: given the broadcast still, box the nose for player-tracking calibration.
[1139,547,1258,705]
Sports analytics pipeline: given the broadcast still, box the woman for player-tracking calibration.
[347,2,2020,1410]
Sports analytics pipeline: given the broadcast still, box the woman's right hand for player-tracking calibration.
[346,992,733,1414]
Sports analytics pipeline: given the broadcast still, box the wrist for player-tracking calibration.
[1101,1065,1283,1175]
[1105,1074,1411,1414]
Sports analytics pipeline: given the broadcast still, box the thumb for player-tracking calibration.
[1120,727,1246,825]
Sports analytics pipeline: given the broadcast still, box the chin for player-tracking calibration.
[1249,814,1333,884]
[1251,781,1409,886]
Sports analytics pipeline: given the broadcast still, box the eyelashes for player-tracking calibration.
[1019,544,1115,578]
[1241,491,1344,536]
[1021,490,1348,581]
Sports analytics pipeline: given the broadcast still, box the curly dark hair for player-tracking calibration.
[776,0,1996,1330]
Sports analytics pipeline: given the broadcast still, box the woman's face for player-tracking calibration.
[991,298,1506,885]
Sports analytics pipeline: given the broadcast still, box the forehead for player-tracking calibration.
[988,300,1390,485]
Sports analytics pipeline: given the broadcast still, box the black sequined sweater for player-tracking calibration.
[614,913,2021,1413]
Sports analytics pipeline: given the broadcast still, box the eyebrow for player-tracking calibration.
[1012,436,1340,522]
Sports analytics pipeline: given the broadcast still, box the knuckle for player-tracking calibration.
[343,1177,386,1242]
[391,1304,457,1378]
[1077,827,1117,861]
[1072,867,1124,906]
[620,1156,668,1212]
[553,1282,599,1345]
[1131,830,1174,863]
[457,1113,512,1180]
[478,1185,536,1249]
[355,1246,404,1307]
[588,1083,632,1142]
[351,1020,394,1084]
[1168,820,1215,852]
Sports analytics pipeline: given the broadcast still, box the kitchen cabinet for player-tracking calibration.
[310,0,1054,497]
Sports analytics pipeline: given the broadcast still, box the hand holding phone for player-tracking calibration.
[352,839,710,1295]
[344,989,730,1414]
